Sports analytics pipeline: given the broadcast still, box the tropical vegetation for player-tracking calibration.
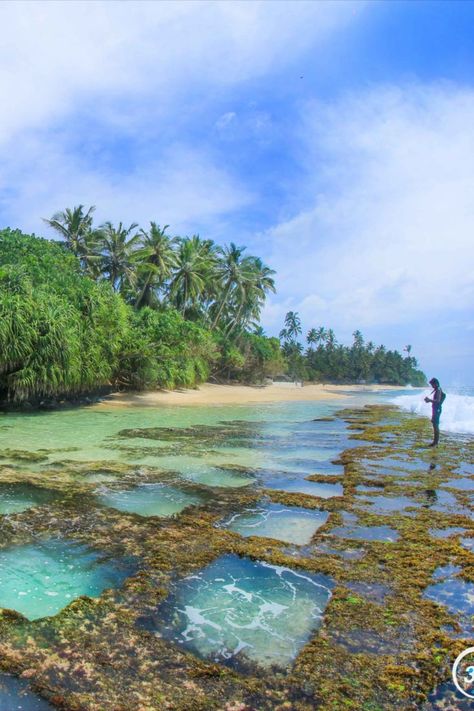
[0,205,281,403]
[0,206,425,404]
[279,314,426,386]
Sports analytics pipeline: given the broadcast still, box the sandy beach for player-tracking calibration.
[97,382,403,408]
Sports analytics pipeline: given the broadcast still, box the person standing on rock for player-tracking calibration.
[424,377,445,447]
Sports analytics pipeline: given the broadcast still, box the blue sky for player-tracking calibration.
[0,0,473,384]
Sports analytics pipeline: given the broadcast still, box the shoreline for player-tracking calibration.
[96,382,407,409]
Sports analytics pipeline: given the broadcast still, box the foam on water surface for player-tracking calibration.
[392,389,474,435]
[145,554,334,669]
[220,503,329,545]
[98,483,204,517]
[0,539,134,620]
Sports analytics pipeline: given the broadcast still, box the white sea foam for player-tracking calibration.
[392,390,474,435]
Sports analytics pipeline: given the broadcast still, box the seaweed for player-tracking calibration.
[0,404,471,709]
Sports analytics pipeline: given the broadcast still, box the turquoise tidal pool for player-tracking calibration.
[0,539,135,620]
[98,482,205,517]
[0,483,56,515]
[142,554,334,669]
[220,502,329,545]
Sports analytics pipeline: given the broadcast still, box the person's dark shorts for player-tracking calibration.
[431,407,442,426]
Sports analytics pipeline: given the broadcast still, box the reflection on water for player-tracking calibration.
[329,512,399,543]
[422,680,473,710]
[0,539,135,620]
[220,502,329,545]
[424,566,474,637]
[263,475,343,498]
[356,494,421,514]
[142,554,334,669]
[429,526,467,539]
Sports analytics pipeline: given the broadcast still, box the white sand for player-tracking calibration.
[97,382,402,408]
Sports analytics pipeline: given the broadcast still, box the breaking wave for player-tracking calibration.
[392,389,474,435]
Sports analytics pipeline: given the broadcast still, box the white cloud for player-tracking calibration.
[262,84,474,337]
[0,0,364,235]
[0,0,362,145]
[0,135,251,236]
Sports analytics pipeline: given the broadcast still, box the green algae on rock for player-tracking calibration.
[0,402,470,710]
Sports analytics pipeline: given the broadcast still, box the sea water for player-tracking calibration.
[0,483,56,515]
[98,482,204,517]
[0,538,134,620]
[144,554,334,669]
[0,674,54,710]
[220,502,329,545]
[392,385,474,435]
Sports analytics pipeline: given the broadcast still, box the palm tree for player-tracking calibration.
[352,330,364,349]
[168,236,216,315]
[133,223,177,309]
[99,221,140,293]
[307,328,318,349]
[283,311,302,342]
[315,326,327,345]
[211,243,248,329]
[43,205,100,274]
[325,328,336,350]
[225,256,275,337]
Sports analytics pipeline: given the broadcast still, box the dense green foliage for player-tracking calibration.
[0,229,128,401]
[0,210,426,404]
[0,222,280,403]
[280,316,426,386]
[117,308,216,390]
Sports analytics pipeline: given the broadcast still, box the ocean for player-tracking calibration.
[391,385,474,436]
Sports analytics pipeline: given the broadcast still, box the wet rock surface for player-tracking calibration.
[0,402,471,709]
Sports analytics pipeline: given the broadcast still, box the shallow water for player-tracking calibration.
[144,554,334,669]
[422,680,473,710]
[0,674,54,710]
[356,494,421,515]
[461,537,474,552]
[441,477,474,491]
[98,483,204,517]
[0,538,134,620]
[422,489,472,516]
[0,389,471,707]
[0,400,345,469]
[329,512,399,542]
[220,502,329,545]
[424,566,474,636]
[0,483,56,515]
[263,475,343,498]
[429,527,467,539]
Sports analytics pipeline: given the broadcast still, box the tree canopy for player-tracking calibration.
[0,211,426,405]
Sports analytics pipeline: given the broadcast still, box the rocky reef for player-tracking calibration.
[0,405,472,710]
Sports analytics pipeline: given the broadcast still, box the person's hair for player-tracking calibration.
[429,377,440,388]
